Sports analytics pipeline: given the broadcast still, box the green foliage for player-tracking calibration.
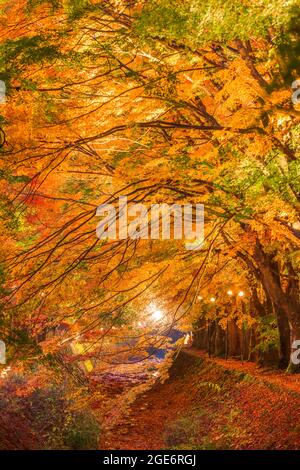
[0,380,100,449]
[0,35,60,90]
[2,36,60,66]
[0,196,23,232]
[253,315,279,354]
[0,263,10,323]
[163,412,204,448]
[274,5,300,80]
[288,124,300,155]
[6,328,42,362]
[62,178,95,200]
[0,169,31,184]
[197,380,221,393]
[66,0,93,21]
[136,1,188,42]
[26,0,60,12]
[63,411,100,449]
[135,0,299,47]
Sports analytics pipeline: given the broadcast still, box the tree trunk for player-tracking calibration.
[253,241,300,371]
[214,321,226,357]
[276,306,291,369]
[238,243,292,369]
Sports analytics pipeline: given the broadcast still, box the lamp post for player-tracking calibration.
[225,289,247,360]
[225,290,234,360]
[201,290,247,360]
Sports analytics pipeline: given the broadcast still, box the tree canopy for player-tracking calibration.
[0,0,300,378]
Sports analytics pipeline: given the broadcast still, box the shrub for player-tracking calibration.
[63,411,100,450]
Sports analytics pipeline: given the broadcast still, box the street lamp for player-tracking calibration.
[238,291,245,297]
[227,290,233,296]
[210,297,216,303]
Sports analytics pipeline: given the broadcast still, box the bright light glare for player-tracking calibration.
[197,295,203,300]
[227,290,233,296]
[152,309,163,321]
[210,297,216,303]
[238,291,245,297]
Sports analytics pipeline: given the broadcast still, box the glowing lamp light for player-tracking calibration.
[152,309,163,321]
[197,295,203,300]
[238,291,245,297]
[227,290,233,296]
[210,297,216,303]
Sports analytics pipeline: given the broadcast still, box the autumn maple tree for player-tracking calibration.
[0,0,299,386]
